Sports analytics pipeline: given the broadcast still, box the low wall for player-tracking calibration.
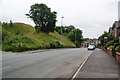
[107,48,112,56]
[116,52,120,63]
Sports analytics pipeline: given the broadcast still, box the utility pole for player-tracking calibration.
[61,16,64,35]
[75,30,76,45]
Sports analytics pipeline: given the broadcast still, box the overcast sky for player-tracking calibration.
[1,0,120,38]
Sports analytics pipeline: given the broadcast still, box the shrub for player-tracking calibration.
[49,43,56,48]
[2,35,39,52]
[114,43,120,49]
[55,41,64,48]
[49,41,64,48]
[108,46,114,49]
[97,43,102,48]
[113,37,119,43]
[108,45,116,57]
[107,40,114,46]
[115,45,120,52]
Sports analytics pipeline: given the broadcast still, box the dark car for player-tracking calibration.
[87,45,95,50]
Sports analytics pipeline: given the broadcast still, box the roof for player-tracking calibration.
[112,21,120,29]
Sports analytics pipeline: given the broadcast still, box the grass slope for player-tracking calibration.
[2,23,76,52]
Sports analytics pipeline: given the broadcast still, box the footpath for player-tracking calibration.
[75,49,120,80]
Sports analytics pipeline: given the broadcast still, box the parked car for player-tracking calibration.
[87,45,95,50]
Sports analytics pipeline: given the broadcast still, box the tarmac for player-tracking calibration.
[75,49,120,80]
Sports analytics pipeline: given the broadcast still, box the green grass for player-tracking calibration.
[2,22,76,52]
[5,23,35,35]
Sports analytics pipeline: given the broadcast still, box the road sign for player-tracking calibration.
[104,37,108,42]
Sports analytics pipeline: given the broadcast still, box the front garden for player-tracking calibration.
[98,32,120,63]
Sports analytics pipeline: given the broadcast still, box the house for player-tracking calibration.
[81,39,99,48]
[108,2,120,37]
[109,21,120,37]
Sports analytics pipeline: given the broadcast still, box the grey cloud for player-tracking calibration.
[1,0,120,38]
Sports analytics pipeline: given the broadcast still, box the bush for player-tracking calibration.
[108,46,114,49]
[2,35,39,52]
[3,43,29,52]
[107,40,114,46]
[113,37,119,43]
[49,43,56,48]
[115,45,120,52]
[97,43,102,48]
[49,41,64,48]
[114,43,120,49]
[108,45,116,57]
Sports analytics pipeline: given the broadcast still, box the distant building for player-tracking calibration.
[81,39,99,47]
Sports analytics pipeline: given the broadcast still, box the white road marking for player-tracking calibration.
[71,52,92,80]
[0,66,11,71]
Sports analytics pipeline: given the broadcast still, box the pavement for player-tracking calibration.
[75,49,120,79]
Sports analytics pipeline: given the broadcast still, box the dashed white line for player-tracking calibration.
[71,52,92,80]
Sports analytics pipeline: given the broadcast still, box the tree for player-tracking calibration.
[2,22,8,28]
[26,3,57,33]
[68,28,83,47]
[55,26,61,34]
[63,25,75,33]
[10,20,13,26]
[55,25,75,35]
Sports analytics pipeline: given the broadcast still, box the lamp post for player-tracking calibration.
[61,16,64,35]
[75,30,76,45]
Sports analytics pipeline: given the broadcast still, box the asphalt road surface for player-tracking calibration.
[2,48,92,78]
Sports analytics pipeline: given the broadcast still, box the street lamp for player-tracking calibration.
[61,16,64,35]
[75,30,76,45]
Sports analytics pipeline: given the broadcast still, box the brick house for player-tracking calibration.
[109,1,120,37]
[109,21,120,37]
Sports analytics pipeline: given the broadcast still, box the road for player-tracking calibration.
[2,48,92,78]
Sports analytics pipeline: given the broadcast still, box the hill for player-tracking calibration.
[2,22,76,52]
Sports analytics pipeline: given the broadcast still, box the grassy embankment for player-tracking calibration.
[2,23,76,52]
